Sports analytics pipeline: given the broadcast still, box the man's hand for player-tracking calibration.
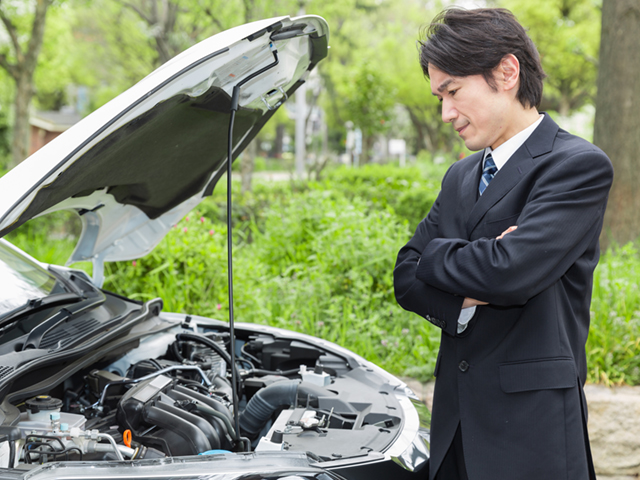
[461,226,518,308]
[462,297,488,308]
[497,225,517,240]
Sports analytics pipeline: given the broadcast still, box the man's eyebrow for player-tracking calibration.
[432,78,454,95]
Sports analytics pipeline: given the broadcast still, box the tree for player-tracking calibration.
[115,0,247,66]
[314,0,403,161]
[0,0,55,167]
[593,0,640,247]
[500,0,601,116]
[374,3,462,156]
[340,60,395,163]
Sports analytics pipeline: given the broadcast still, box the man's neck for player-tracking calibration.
[486,113,544,170]
[491,107,541,150]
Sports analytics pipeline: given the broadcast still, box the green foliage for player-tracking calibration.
[373,1,466,155]
[588,243,640,385]
[500,0,601,114]
[4,210,82,267]
[68,0,157,110]
[319,162,446,227]
[100,181,441,380]
[34,5,81,111]
[340,60,396,138]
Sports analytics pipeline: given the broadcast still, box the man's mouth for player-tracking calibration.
[456,124,469,135]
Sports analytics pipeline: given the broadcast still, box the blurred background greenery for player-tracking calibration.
[2,0,640,385]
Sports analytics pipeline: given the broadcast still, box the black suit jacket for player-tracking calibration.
[394,114,613,480]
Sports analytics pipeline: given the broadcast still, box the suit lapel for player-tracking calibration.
[460,151,483,216]
[465,113,560,236]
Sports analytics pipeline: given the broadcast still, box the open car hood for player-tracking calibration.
[0,15,328,284]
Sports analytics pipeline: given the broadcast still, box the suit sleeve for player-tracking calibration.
[394,172,464,337]
[415,149,613,306]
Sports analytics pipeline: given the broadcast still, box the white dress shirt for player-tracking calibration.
[457,114,544,333]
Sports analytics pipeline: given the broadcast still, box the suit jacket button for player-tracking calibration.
[459,360,469,372]
[440,320,447,329]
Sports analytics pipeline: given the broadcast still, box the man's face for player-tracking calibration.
[428,64,513,151]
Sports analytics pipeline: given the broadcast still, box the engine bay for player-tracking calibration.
[0,311,407,469]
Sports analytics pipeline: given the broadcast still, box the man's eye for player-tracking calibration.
[449,89,458,96]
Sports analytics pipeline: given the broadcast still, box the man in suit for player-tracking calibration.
[394,8,613,480]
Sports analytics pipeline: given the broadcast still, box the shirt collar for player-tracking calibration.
[483,114,544,170]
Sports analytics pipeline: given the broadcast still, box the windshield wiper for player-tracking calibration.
[19,291,106,350]
[0,292,84,328]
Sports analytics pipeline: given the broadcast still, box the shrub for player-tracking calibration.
[101,189,441,380]
[588,243,640,385]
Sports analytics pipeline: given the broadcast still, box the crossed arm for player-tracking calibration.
[394,149,613,333]
[462,225,517,308]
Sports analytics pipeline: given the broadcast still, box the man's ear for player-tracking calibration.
[496,54,520,92]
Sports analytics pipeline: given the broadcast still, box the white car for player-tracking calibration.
[0,15,429,480]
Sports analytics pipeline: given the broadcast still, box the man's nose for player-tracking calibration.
[441,99,457,123]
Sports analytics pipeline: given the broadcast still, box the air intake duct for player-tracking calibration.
[239,380,330,438]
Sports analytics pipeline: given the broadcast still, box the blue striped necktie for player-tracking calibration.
[479,154,497,195]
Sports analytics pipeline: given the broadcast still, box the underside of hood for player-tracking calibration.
[0,16,329,284]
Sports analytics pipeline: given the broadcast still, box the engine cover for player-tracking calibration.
[116,375,233,456]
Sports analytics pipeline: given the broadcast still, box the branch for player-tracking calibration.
[164,0,179,34]
[200,4,224,32]
[243,0,255,23]
[120,0,154,25]
[0,7,22,60]
[305,87,321,126]
[0,52,17,80]
[24,0,53,74]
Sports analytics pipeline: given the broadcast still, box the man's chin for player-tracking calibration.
[463,139,486,152]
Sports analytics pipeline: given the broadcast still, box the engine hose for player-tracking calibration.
[239,380,332,438]
[175,333,242,396]
[8,441,14,468]
[239,380,298,437]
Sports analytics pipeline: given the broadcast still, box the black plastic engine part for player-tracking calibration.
[243,374,288,399]
[127,358,181,379]
[250,338,323,371]
[116,375,233,456]
[25,395,62,413]
[87,370,126,397]
[239,380,333,438]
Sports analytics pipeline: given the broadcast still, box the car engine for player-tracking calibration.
[0,315,409,469]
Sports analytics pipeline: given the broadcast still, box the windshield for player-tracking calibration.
[0,241,65,316]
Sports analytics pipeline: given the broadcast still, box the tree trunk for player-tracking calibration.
[274,123,284,158]
[593,0,640,247]
[0,0,52,167]
[405,106,429,152]
[241,139,257,194]
[360,134,375,164]
[11,75,32,167]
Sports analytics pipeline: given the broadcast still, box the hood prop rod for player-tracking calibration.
[226,43,279,450]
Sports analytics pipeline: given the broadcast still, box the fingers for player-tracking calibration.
[497,225,517,240]
[462,297,489,308]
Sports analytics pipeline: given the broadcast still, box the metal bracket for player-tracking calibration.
[261,86,288,110]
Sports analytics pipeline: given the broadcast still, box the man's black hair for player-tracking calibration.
[419,8,546,109]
